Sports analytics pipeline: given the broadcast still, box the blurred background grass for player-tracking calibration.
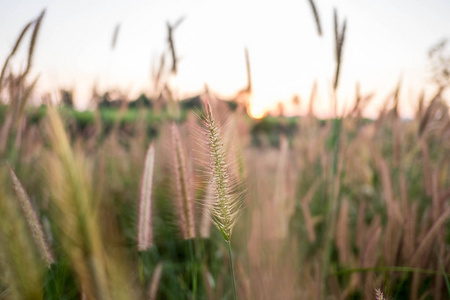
[0,3,450,300]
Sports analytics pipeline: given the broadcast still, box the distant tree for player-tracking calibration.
[179,95,202,110]
[277,101,285,117]
[97,90,126,108]
[60,89,73,107]
[291,94,300,107]
[428,39,450,88]
[129,93,152,109]
[97,92,112,108]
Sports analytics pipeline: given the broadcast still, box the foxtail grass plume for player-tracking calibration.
[307,0,322,36]
[202,99,242,242]
[171,123,196,239]
[333,9,347,91]
[375,288,387,300]
[0,180,45,299]
[7,164,54,266]
[138,143,155,251]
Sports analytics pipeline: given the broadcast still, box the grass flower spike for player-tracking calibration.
[8,164,54,267]
[202,97,242,299]
[138,143,155,251]
[203,99,242,242]
[171,123,196,239]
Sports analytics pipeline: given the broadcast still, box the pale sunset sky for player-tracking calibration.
[1,0,450,117]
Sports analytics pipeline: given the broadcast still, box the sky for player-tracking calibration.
[1,0,450,117]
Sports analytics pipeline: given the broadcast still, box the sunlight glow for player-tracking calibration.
[248,103,266,119]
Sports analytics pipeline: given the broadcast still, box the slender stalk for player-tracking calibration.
[189,239,197,300]
[227,241,238,300]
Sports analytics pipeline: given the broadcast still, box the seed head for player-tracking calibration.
[171,123,196,239]
[138,143,155,251]
[202,99,242,241]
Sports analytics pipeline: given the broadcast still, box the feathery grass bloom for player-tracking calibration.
[202,100,241,242]
[138,143,155,251]
[171,123,196,239]
[202,98,242,300]
[8,164,54,267]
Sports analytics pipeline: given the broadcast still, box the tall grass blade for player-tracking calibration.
[171,123,196,239]
[45,107,111,300]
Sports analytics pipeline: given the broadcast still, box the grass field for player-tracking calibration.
[0,6,450,300]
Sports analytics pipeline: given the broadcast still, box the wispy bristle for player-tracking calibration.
[138,143,155,251]
[200,180,215,238]
[203,99,242,241]
[171,123,196,239]
[7,164,54,267]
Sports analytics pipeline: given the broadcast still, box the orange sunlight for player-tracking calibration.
[248,102,266,119]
